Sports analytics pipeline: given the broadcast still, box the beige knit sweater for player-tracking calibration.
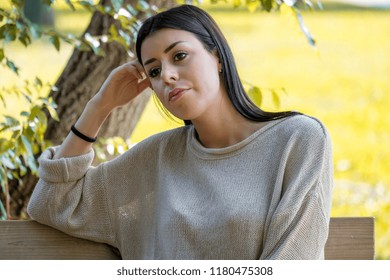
[27,114,333,259]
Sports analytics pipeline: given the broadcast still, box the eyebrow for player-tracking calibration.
[143,41,186,66]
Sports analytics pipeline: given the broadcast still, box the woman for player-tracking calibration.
[28,4,333,259]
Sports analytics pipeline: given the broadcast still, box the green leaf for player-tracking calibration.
[84,33,100,48]
[136,0,149,11]
[0,94,6,107]
[272,90,280,108]
[18,32,32,47]
[4,24,17,43]
[34,76,43,87]
[11,0,25,8]
[233,0,241,8]
[22,91,32,103]
[0,155,16,169]
[248,86,262,107]
[11,129,21,141]
[4,115,20,127]
[20,135,33,156]
[0,48,4,61]
[36,110,48,134]
[126,4,138,16]
[49,35,60,51]
[11,170,20,181]
[15,20,26,32]
[79,0,95,11]
[19,164,27,176]
[0,200,7,220]
[261,0,273,12]
[293,7,316,46]
[0,139,15,154]
[78,41,91,52]
[112,0,124,13]
[30,24,42,39]
[46,105,59,122]
[20,111,29,118]
[25,154,38,173]
[84,33,104,56]
[25,126,35,139]
[0,25,5,40]
[246,0,259,12]
[5,58,19,75]
[65,0,76,11]
[118,29,131,47]
[0,164,7,188]
[41,0,56,6]
[109,24,118,37]
[103,5,113,14]
[28,105,42,122]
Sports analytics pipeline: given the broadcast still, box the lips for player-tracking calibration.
[168,88,188,103]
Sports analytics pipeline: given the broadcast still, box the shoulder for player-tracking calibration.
[274,114,330,143]
[265,114,332,159]
[282,114,328,136]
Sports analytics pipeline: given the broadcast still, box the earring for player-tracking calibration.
[219,68,223,73]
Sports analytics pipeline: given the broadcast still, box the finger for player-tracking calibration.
[124,61,144,80]
[137,77,151,93]
[135,64,146,80]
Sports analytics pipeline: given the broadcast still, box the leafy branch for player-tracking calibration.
[0,0,157,76]
[0,78,59,219]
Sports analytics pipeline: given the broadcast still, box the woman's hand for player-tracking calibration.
[53,60,150,159]
[91,60,151,114]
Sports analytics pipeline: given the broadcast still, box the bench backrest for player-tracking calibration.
[325,217,375,260]
[0,217,374,260]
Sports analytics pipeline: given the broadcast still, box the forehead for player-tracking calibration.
[140,28,203,59]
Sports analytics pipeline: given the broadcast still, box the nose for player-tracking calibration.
[161,64,178,85]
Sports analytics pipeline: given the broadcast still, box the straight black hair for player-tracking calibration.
[135,5,300,125]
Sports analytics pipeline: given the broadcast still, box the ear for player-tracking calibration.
[211,49,222,73]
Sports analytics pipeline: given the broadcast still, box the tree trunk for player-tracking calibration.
[8,0,176,218]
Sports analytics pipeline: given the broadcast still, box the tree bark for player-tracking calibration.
[46,0,151,143]
[8,0,176,218]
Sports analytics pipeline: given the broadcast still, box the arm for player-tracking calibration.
[54,60,150,159]
[260,118,333,260]
[27,61,150,245]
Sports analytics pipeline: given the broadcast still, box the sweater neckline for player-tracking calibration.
[187,117,288,160]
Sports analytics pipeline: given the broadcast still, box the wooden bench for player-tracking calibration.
[0,217,374,260]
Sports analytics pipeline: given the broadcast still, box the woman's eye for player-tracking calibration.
[174,52,187,61]
[148,68,161,78]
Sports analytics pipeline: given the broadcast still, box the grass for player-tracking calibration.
[1,2,389,259]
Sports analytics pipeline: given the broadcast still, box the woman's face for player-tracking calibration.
[140,28,225,122]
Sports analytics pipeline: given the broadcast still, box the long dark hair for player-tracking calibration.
[136,4,299,125]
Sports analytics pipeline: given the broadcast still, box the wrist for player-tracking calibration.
[71,125,97,143]
[87,97,113,119]
[73,100,110,139]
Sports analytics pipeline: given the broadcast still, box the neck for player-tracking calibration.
[191,98,267,149]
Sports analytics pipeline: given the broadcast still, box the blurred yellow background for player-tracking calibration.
[1,0,389,258]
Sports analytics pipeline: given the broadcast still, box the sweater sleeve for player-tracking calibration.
[27,146,116,247]
[260,117,333,260]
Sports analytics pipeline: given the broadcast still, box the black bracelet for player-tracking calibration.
[71,125,97,143]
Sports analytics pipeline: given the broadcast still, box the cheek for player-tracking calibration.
[150,81,166,101]
[199,69,220,91]
[150,80,159,92]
